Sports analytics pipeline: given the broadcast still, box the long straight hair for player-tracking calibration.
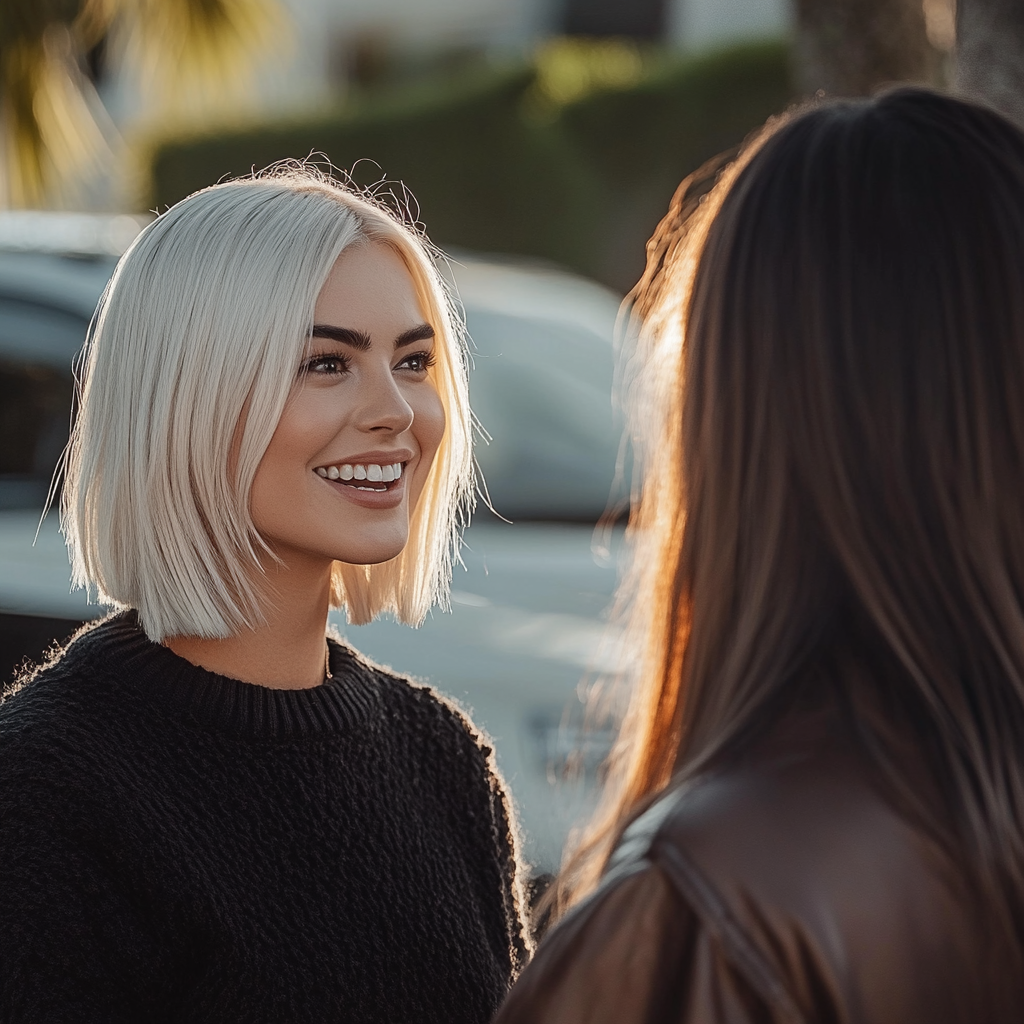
[560,89,1024,951]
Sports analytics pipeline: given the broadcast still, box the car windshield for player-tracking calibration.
[454,258,623,522]
[467,310,620,521]
[0,251,623,521]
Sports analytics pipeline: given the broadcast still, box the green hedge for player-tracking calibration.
[560,40,794,285]
[147,40,795,289]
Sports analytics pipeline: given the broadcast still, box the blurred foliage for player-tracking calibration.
[147,39,795,291]
[562,41,795,285]
[525,37,652,117]
[149,65,605,272]
[0,0,286,208]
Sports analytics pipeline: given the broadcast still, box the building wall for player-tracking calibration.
[669,0,791,49]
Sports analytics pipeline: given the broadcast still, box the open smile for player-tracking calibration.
[315,460,406,493]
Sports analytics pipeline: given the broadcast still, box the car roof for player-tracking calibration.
[0,211,147,258]
[0,238,621,374]
[0,251,117,320]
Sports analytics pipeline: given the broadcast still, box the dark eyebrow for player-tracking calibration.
[395,323,435,349]
[309,323,434,351]
[310,325,371,350]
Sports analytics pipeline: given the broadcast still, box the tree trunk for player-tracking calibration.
[794,0,939,97]
[955,0,1024,129]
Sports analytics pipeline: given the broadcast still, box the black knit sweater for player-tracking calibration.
[0,612,529,1023]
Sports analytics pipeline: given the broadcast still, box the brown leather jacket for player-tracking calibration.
[495,708,1021,1024]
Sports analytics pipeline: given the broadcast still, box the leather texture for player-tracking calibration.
[495,708,1018,1023]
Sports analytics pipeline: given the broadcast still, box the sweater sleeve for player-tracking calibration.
[480,740,533,974]
[427,691,533,978]
[0,741,171,1022]
[493,864,783,1024]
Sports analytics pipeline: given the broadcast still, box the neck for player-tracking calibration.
[164,559,334,690]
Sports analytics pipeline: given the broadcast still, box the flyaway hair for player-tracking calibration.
[63,167,473,641]
[558,90,1024,977]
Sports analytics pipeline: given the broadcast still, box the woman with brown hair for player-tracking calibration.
[496,88,1024,1022]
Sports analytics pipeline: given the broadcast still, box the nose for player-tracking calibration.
[352,366,415,434]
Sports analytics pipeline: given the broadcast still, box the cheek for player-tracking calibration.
[266,391,340,464]
[249,393,335,512]
[414,387,446,465]
[408,387,446,512]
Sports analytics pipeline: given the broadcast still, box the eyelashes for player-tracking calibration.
[302,353,351,376]
[400,351,436,373]
[300,350,436,377]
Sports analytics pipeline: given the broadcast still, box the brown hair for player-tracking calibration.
[558,88,1024,950]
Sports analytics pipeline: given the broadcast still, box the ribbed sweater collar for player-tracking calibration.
[69,611,379,740]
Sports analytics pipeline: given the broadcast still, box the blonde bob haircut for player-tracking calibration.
[63,167,474,643]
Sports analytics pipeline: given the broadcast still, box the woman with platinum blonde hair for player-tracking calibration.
[0,168,528,1022]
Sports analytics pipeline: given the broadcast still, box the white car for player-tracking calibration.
[0,214,625,873]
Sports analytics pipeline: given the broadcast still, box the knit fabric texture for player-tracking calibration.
[0,611,529,1023]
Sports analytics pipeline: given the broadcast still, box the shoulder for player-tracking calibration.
[500,719,970,1024]
[497,860,768,1024]
[644,725,935,929]
[0,619,116,751]
[0,614,172,813]
[328,634,496,766]
[328,636,527,955]
[327,636,519,862]
[0,627,139,872]
[598,724,966,1019]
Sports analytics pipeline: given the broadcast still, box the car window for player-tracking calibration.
[0,297,90,368]
[0,298,84,510]
[466,308,621,522]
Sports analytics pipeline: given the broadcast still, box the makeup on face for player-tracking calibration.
[248,242,446,570]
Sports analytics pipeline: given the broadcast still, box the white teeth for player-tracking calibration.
[317,460,406,481]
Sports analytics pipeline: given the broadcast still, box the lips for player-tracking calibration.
[314,450,414,495]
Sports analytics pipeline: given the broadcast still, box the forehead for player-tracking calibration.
[314,241,425,328]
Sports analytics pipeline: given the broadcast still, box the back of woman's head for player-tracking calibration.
[666,88,1024,758]
[569,89,1024,926]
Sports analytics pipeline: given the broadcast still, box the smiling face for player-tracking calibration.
[249,241,446,576]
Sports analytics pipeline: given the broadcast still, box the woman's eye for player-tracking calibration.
[398,351,436,374]
[303,354,350,376]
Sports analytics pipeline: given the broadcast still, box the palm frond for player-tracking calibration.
[0,0,288,208]
[120,0,290,119]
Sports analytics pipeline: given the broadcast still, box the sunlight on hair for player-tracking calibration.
[922,0,956,52]
[62,164,473,642]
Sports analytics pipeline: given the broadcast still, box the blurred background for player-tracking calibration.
[2,0,1022,875]
[5,0,1009,289]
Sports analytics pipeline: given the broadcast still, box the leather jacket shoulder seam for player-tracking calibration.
[653,839,808,1024]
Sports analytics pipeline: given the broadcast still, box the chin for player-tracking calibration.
[338,552,404,567]
[331,538,408,566]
